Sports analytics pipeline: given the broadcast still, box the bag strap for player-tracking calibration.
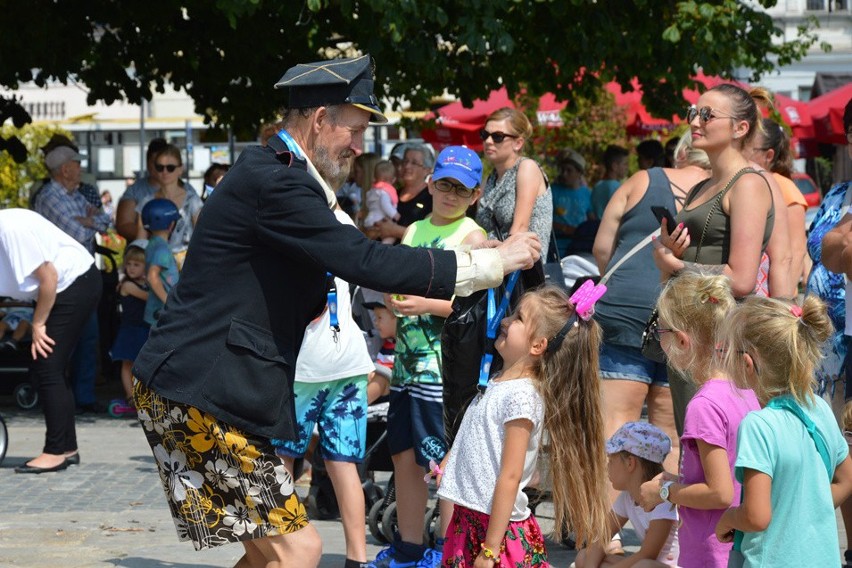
[766,395,833,480]
[693,167,758,263]
[599,228,660,286]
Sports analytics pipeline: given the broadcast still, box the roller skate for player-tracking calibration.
[107,399,136,418]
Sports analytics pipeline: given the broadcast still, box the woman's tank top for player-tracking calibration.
[594,168,677,347]
[677,169,774,265]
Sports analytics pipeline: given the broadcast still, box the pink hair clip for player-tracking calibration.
[790,305,803,318]
[569,280,608,321]
[423,459,443,483]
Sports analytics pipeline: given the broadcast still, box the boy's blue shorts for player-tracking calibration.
[387,383,447,468]
[273,375,368,463]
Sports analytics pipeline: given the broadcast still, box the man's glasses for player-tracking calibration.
[479,129,518,144]
[155,163,180,173]
[686,105,737,124]
[401,159,425,168]
[433,179,475,198]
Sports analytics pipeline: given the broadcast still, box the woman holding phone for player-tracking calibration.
[593,131,710,479]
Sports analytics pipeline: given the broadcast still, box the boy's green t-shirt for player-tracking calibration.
[392,216,485,386]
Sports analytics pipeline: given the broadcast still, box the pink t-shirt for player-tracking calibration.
[678,379,760,568]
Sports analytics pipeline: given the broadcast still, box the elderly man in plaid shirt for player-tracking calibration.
[34,145,110,414]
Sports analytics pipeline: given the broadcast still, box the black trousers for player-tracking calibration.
[30,265,102,455]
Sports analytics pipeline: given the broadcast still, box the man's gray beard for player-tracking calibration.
[313,145,350,190]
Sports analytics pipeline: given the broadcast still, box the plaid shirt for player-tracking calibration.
[34,179,110,252]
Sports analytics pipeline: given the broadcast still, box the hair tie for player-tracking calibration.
[700,293,718,304]
[790,305,803,318]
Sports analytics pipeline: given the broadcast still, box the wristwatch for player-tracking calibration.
[659,481,675,503]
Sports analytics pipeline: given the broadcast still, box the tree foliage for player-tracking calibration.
[0,123,72,207]
[0,0,823,134]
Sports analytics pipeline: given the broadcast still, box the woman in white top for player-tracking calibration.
[0,209,102,474]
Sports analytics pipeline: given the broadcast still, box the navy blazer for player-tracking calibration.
[133,144,457,440]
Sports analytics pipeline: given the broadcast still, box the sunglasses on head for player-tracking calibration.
[433,179,476,198]
[686,105,737,124]
[479,129,518,144]
[154,163,179,173]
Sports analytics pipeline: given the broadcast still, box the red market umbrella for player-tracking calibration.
[808,82,852,145]
[420,88,567,151]
[605,80,676,135]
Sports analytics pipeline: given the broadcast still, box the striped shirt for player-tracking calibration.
[35,180,110,252]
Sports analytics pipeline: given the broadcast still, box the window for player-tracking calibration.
[806,0,825,9]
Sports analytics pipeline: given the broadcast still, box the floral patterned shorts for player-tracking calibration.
[133,379,309,550]
[442,504,550,567]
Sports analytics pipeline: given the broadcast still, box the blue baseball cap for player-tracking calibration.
[432,146,482,189]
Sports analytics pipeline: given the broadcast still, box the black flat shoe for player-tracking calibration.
[65,453,80,466]
[15,460,70,474]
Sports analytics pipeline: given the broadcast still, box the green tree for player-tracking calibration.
[0,123,72,207]
[0,0,824,134]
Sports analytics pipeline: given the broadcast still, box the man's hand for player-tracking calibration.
[31,322,55,359]
[481,232,541,273]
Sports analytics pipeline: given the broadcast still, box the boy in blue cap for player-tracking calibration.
[372,146,487,568]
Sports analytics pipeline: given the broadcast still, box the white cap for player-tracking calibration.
[45,146,83,170]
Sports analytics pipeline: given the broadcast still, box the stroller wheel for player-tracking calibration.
[368,499,389,544]
[380,501,398,544]
[423,505,440,548]
[363,481,384,511]
[14,383,38,410]
[0,414,7,465]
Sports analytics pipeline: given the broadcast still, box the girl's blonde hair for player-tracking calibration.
[523,286,609,547]
[720,296,832,405]
[656,272,735,376]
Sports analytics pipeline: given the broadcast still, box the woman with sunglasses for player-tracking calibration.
[475,107,553,259]
[135,144,203,268]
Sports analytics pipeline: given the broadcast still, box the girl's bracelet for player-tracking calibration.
[480,543,498,561]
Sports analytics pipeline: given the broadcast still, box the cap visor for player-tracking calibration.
[352,103,388,124]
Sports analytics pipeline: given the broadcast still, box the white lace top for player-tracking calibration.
[437,378,544,521]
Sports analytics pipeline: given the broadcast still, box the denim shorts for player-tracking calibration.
[599,342,669,386]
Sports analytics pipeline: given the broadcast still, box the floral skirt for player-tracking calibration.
[442,504,550,567]
[133,379,308,550]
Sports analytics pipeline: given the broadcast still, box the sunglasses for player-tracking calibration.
[479,129,518,144]
[154,163,180,173]
[433,179,476,198]
[651,325,676,342]
[686,105,737,124]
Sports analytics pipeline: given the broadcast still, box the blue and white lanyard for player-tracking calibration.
[478,270,521,392]
[326,272,340,342]
[276,129,305,160]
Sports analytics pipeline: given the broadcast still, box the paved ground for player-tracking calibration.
[2,382,846,567]
[0,380,641,568]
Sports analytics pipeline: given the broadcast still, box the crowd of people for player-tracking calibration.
[1,52,852,568]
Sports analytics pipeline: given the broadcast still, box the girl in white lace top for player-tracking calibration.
[437,286,610,567]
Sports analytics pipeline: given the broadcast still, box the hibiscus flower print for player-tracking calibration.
[204,458,240,492]
[273,464,295,496]
[187,408,221,453]
[268,494,308,534]
[153,444,205,502]
[219,428,261,474]
[222,499,258,537]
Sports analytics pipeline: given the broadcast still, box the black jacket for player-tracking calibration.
[133,144,457,440]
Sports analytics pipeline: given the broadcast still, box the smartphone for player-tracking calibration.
[651,205,677,230]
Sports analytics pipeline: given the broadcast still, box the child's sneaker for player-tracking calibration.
[414,548,442,568]
[367,545,395,568]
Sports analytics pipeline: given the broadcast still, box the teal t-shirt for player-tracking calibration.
[735,395,848,567]
[144,235,180,325]
[591,178,621,219]
[551,183,591,253]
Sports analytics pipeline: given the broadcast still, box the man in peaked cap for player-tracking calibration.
[132,53,541,568]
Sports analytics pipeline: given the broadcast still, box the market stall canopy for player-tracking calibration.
[808,82,852,145]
